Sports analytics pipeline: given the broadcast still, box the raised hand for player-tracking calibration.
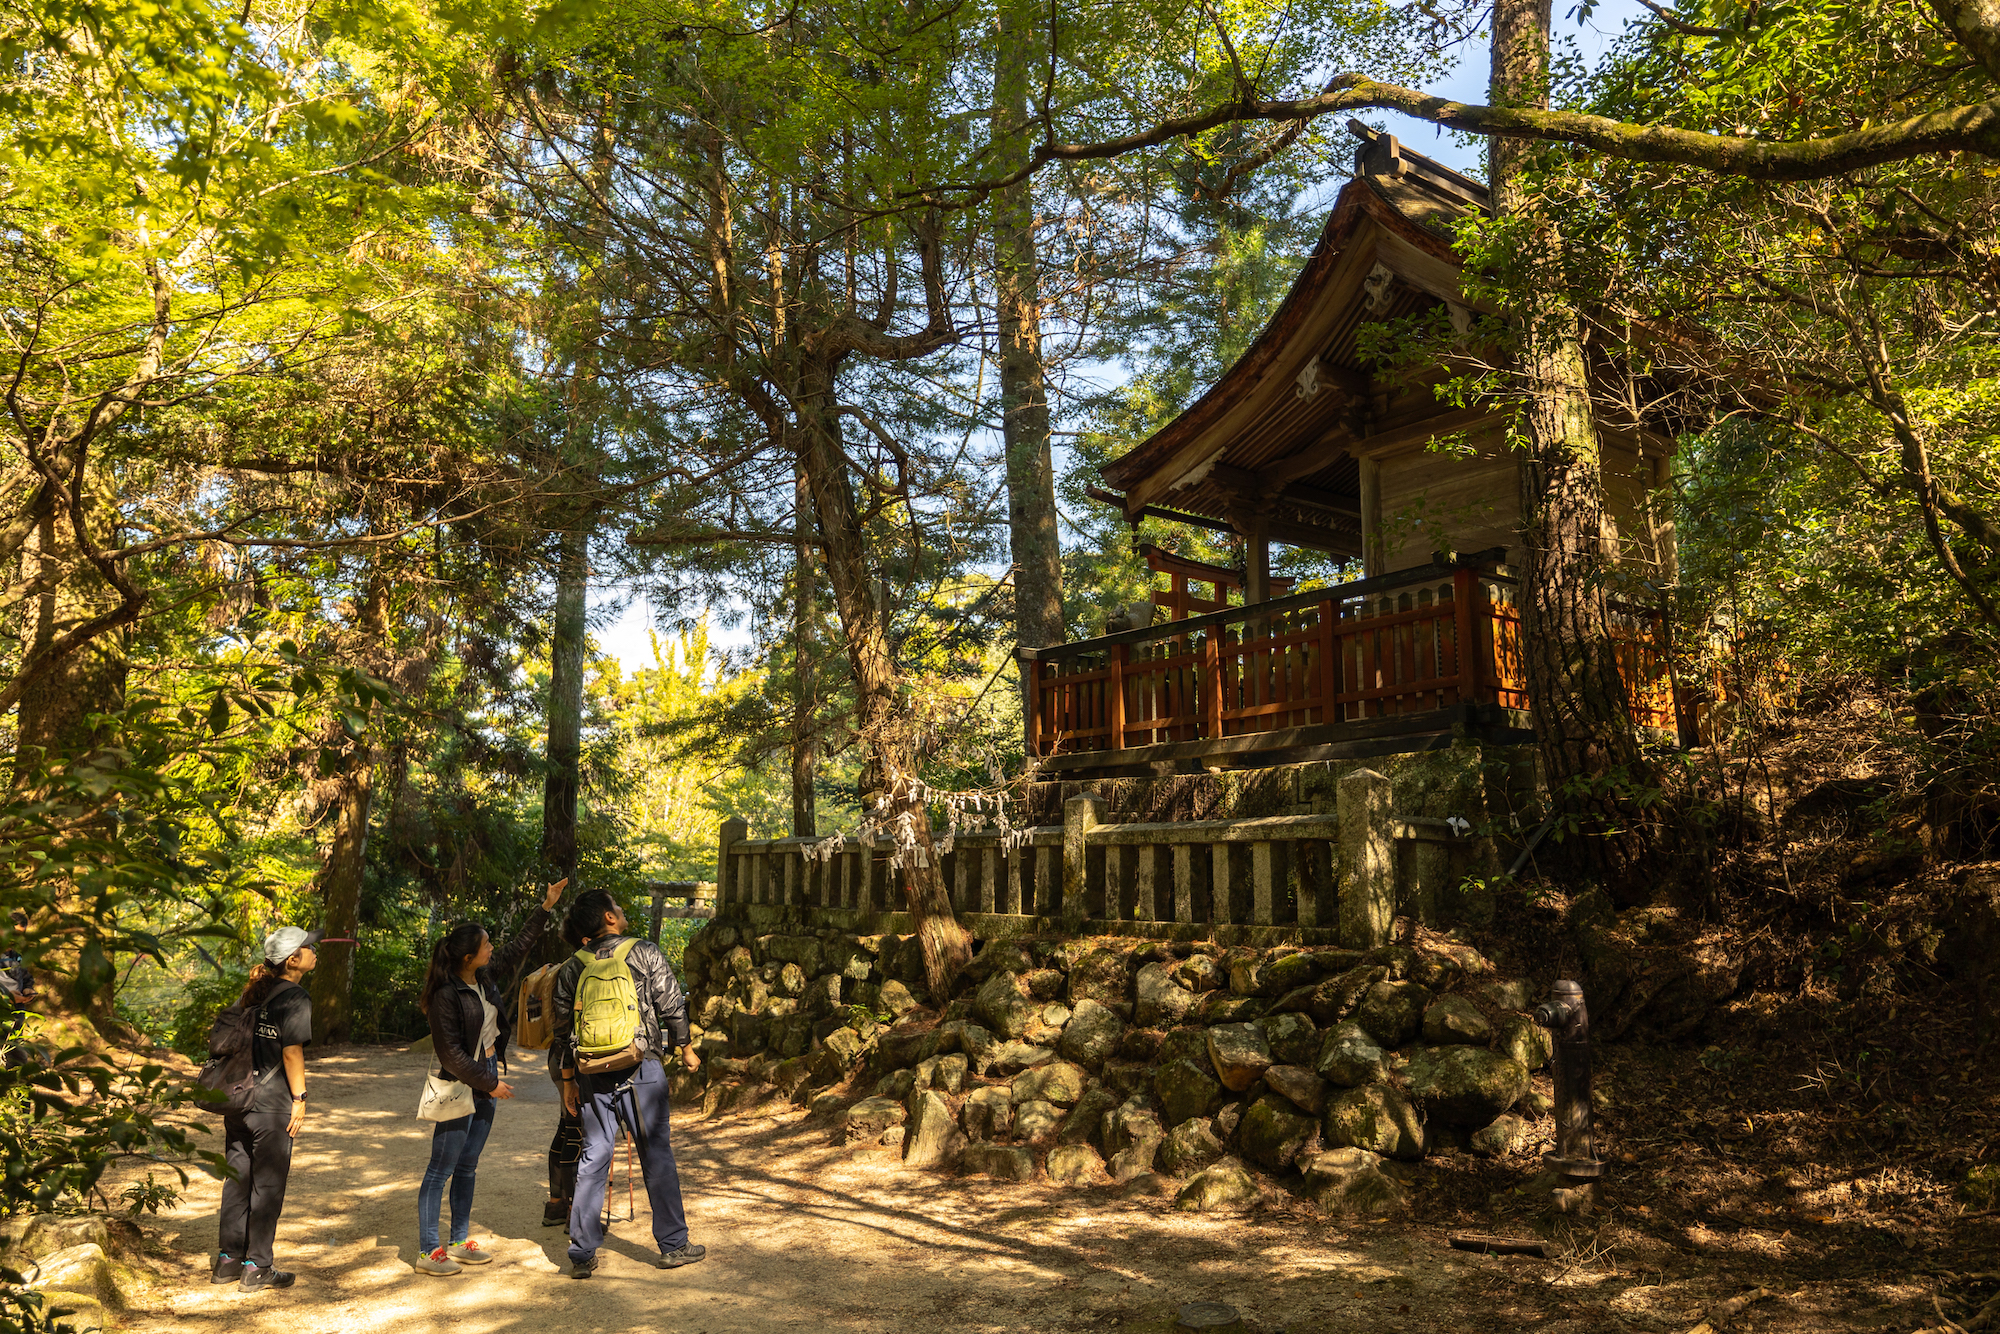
[542,877,569,911]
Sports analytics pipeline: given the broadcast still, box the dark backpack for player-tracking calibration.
[196,1002,270,1116]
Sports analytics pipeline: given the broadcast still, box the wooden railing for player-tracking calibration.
[1023,552,1671,758]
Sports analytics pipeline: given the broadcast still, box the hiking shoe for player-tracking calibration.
[542,1199,568,1227]
[413,1247,462,1276]
[238,1265,295,1293]
[447,1241,492,1266]
[211,1253,244,1285]
[570,1254,597,1279]
[657,1243,707,1269]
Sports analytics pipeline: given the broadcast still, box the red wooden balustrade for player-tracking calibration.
[1027,557,1672,758]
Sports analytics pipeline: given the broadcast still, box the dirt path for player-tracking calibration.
[111,1045,1948,1334]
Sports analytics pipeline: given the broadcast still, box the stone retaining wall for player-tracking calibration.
[673,916,1557,1212]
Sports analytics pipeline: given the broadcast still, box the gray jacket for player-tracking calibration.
[551,934,691,1075]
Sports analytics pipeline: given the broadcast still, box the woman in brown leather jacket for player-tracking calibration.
[411,878,564,1275]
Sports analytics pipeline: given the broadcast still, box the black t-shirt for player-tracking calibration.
[249,982,312,1115]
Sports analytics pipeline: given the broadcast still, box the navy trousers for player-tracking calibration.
[567,1057,688,1262]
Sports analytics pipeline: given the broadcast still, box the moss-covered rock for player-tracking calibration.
[1315,1021,1387,1088]
[1153,1057,1225,1126]
[1498,1015,1552,1071]
[1046,1142,1107,1186]
[1300,1147,1408,1215]
[1067,947,1134,1007]
[1011,1059,1088,1106]
[1058,1086,1122,1149]
[1421,994,1493,1045]
[903,1090,967,1169]
[1136,961,1196,1026]
[1309,965,1387,1025]
[1258,1011,1319,1067]
[1262,1064,1328,1116]
[1237,1093,1318,1171]
[974,970,1041,1040]
[1401,1046,1529,1127]
[1322,1084,1424,1160]
[1158,1116,1225,1176]
[961,1143,1036,1180]
[1204,1022,1273,1093]
[1355,979,1429,1047]
[960,1085,1013,1141]
[1175,1158,1258,1212]
[1058,999,1127,1069]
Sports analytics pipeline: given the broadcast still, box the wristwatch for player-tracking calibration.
[292,1092,308,1103]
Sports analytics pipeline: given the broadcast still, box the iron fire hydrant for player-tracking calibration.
[1532,979,1604,1182]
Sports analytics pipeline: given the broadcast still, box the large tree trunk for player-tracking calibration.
[1490,0,1645,883]
[309,572,390,1045]
[793,357,970,1001]
[15,496,127,775]
[991,0,1065,683]
[541,522,588,878]
[791,465,818,837]
[14,493,130,1028]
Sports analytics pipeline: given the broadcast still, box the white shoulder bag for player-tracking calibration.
[417,1071,475,1123]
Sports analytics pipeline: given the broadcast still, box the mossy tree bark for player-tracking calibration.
[992,0,1065,689]
[310,571,390,1045]
[540,522,589,880]
[1490,0,1646,882]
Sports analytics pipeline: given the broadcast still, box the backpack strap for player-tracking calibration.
[610,939,638,964]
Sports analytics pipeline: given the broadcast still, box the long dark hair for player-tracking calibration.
[239,963,287,1009]
[420,921,490,1014]
[563,890,619,949]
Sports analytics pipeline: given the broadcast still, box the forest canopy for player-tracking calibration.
[0,0,1994,1113]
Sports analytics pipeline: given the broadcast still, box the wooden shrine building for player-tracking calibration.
[1025,127,1679,778]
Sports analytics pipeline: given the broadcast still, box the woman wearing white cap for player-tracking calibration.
[211,925,320,1294]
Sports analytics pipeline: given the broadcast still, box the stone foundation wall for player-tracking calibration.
[672,917,1558,1211]
[1021,742,1538,828]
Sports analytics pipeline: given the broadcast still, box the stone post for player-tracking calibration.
[1337,769,1395,948]
[1062,792,1105,926]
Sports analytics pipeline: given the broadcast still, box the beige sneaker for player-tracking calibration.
[447,1241,493,1266]
[413,1247,462,1275]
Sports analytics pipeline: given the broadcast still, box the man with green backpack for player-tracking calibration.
[551,888,704,1279]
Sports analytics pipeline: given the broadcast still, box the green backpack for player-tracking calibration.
[572,940,643,1073]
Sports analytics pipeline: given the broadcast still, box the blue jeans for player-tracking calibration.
[417,1055,498,1253]
[568,1057,687,1263]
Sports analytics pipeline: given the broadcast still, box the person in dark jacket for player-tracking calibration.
[411,878,564,1275]
[552,889,703,1279]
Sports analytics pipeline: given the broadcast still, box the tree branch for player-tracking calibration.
[911,78,2000,202]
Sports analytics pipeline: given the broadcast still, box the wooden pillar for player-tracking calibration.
[1201,629,1223,740]
[1452,566,1478,706]
[1108,643,1127,751]
[1359,458,1383,577]
[1023,649,1043,757]
[1245,514,1271,605]
[1172,845,1196,924]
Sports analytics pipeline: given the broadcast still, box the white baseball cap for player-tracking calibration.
[262,926,324,965]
